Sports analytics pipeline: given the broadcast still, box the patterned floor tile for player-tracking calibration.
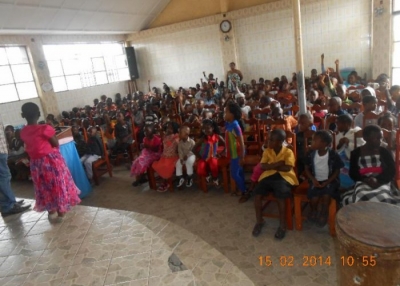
[105,252,151,285]
[62,259,110,286]
[148,270,195,286]
[33,244,80,271]
[22,267,69,286]
[0,273,29,286]
[0,250,43,277]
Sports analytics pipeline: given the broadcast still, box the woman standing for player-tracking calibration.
[226,62,243,92]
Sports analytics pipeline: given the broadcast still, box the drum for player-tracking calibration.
[336,202,400,285]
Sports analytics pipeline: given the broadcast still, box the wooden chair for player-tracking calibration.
[92,127,113,185]
[261,118,288,136]
[79,127,88,142]
[362,111,380,128]
[293,181,337,236]
[243,118,261,155]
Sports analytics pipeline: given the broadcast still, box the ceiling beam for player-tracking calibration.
[220,0,228,13]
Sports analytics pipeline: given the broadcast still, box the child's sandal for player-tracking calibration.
[274,227,286,240]
[231,190,242,197]
[239,191,252,203]
[307,211,318,223]
[252,221,265,237]
[316,213,328,228]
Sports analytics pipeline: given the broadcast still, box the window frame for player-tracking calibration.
[43,43,130,93]
[0,46,39,104]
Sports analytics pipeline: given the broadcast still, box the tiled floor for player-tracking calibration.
[8,166,340,285]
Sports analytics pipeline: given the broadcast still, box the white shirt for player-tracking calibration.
[335,127,364,159]
[314,151,329,181]
[240,105,251,119]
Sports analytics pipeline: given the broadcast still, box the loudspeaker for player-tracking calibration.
[125,47,139,80]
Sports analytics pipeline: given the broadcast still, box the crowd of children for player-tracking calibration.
[5,55,400,238]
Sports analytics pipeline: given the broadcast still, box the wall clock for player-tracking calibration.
[220,20,232,33]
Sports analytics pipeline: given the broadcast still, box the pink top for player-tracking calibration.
[20,124,56,159]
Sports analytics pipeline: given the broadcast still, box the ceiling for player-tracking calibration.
[149,0,275,28]
[0,0,170,34]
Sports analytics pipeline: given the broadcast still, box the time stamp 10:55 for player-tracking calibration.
[259,256,377,267]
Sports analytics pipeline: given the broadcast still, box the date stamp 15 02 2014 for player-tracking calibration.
[258,256,377,267]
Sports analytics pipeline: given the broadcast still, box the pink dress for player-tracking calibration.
[131,135,162,176]
[152,134,179,179]
[20,124,81,213]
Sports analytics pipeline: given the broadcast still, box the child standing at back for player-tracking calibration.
[20,102,80,221]
[354,95,378,128]
[176,126,196,188]
[304,131,343,227]
[224,103,248,202]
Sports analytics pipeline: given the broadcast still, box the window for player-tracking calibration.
[43,43,130,92]
[0,47,38,104]
[393,0,400,85]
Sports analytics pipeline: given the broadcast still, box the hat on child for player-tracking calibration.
[235,92,245,99]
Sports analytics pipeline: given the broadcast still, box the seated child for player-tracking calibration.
[304,130,343,227]
[193,119,225,186]
[342,125,400,205]
[131,124,162,186]
[176,126,196,188]
[46,114,59,127]
[377,113,396,151]
[81,127,104,181]
[152,122,180,192]
[326,97,347,131]
[252,129,299,240]
[111,112,132,159]
[354,95,378,128]
[72,126,87,158]
[295,113,316,179]
[335,114,364,191]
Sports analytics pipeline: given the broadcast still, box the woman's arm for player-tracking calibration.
[238,70,243,81]
[49,136,59,148]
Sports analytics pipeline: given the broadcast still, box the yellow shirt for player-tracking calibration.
[258,146,299,186]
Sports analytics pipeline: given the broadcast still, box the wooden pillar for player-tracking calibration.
[292,0,307,114]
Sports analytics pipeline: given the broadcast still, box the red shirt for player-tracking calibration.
[20,124,56,159]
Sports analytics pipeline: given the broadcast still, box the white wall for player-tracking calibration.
[133,24,224,91]
[235,0,371,81]
[56,81,128,112]
[129,0,372,89]
[0,97,44,126]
